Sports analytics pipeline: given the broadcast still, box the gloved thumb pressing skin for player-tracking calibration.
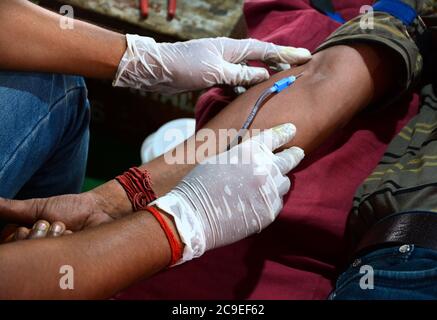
[113,35,312,94]
[152,123,305,265]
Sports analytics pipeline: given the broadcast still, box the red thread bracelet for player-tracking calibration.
[146,206,183,266]
[115,167,157,211]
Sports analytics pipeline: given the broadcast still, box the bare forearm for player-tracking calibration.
[138,44,397,195]
[0,0,126,78]
[0,44,397,299]
[0,210,177,299]
[203,44,395,153]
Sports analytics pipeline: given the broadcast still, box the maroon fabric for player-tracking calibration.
[116,0,419,300]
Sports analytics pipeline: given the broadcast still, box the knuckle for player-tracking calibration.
[1,198,14,207]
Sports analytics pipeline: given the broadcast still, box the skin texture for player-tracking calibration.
[0,0,400,299]
[0,220,71,243]
[0,43,399,298]
[144,44,397,195]
[0,209,179,299]
[0,0,126,78]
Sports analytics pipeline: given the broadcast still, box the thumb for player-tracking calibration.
[273,147,305,175]
[0,197,42,224]
[222,62,269,86]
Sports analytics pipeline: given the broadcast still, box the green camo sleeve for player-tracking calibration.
[315,12,422,91]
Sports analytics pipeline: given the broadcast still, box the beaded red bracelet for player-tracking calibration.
[115,167,157,211]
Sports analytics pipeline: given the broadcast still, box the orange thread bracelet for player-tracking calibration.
[146,206,183,266]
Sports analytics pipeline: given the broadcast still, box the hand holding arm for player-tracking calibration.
[1,220,71,243]
[114,36,311,93]
[0,1,311,92]
[0,44,396,231]
[0,124,303,298]
[153,123,304,262]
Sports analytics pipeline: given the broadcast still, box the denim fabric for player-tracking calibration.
[330,245,437,300]
[0,71,90,199]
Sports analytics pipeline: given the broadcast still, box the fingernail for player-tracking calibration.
[272,123,296,137]
[266,123,297,150]
[290,146,305,161]
[282,47,312,60]
[15,227,29,241]
[51,223,64,234]
[34,221,49,231]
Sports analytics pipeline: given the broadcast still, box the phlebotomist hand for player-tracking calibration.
[0,124,304,265]
[0,124,304,299]
[1,2,311,92]
[153,123,304,263]
[113,36,312,94]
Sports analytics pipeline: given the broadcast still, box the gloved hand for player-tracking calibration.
[152,123,305,264]
[113,35,312,94]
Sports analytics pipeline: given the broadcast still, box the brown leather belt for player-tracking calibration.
[355,212,437,257]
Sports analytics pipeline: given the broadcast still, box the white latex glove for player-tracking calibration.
[113,35,312,94]
[152,123,305,264]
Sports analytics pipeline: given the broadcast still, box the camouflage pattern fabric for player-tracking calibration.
[316,1,437,90]
[348,84,437,249]
[314,1,437,252]
[316,16,419,90]
[404,0,437,16]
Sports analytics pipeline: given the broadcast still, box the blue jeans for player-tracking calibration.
[0,71,90,199]
[330,244,437,300]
